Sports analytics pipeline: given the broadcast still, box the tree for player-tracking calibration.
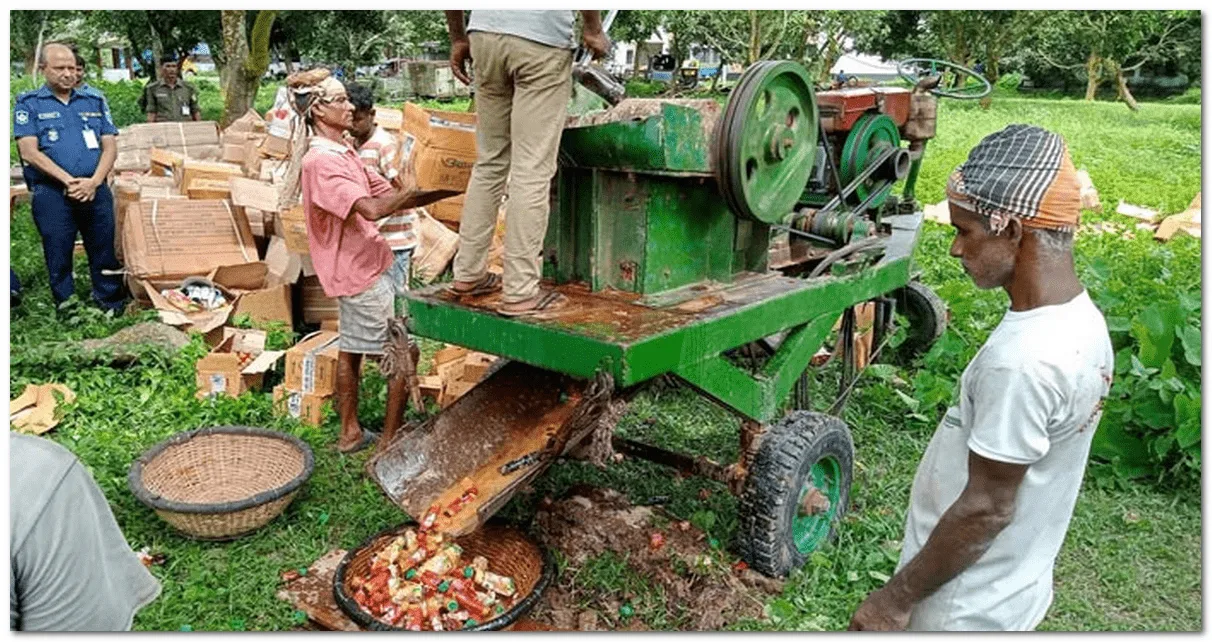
[221,10,277,127]
[610,10,668,77]
[1032,10,1199,110]
[793,11,889,83]
[11,11,80,77]
[678,11,799,68]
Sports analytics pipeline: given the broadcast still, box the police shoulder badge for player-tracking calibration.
[47,129,59,142]
[15,110,29,125]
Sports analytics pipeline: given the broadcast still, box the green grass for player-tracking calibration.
[8,88,1200,631]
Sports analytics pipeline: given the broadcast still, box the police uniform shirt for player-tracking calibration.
[12,85,118,184]
[139,79,198,121]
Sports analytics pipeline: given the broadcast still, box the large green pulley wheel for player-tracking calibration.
[716,61,819,224]
[736,411,854,578]
[839,113,901,209]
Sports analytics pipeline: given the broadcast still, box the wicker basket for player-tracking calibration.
[333,521,554,631]
[128,426,314,540]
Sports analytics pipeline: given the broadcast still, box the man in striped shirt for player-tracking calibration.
[348,83,416,314]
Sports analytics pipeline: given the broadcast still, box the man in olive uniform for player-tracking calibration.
[138,57,199,122]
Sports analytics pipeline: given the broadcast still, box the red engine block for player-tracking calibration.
[816,87,911,133]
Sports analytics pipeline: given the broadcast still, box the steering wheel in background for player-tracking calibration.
[897,58,991,100]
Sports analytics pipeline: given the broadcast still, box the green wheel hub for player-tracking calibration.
[716,60,820,224]
[792,456,843,553]
[839,113,901,209]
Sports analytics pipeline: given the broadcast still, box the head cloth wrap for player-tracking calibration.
[946,124,1082,233]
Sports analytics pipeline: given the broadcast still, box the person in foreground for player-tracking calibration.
[292,73,442,454]
[443,10,609,316]
[849,124,1114,631]
[11,433,161,630]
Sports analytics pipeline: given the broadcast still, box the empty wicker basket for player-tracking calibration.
[333,521,554,631]
[128,426,314,540]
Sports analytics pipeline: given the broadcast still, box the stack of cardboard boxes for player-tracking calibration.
[108,101,491,420]
[272,331,341,425]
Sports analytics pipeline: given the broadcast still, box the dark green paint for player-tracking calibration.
[559,102,714,174]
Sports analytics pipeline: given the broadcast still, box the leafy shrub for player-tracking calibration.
[995,72,1024,91]
[625,79,667,98]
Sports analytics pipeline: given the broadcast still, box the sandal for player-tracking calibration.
[446,272,502,298]
[498,290,569,317]
[337,429,380,454]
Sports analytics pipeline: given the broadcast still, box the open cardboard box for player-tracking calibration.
[142,262,293,335]
[401,103,477,193]
[195,327,284,399]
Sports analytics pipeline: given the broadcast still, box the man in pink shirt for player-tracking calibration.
[293,74,445,453]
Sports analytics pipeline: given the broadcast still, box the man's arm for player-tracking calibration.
[16,137,77,188]
[351,188,457,222]
[446,11,472,85]
[849,451,1027,631]
[579,11,610,59]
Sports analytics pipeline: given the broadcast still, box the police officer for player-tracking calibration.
[73,50,101,96]
[14,43,125,314]
[138,56,199,122]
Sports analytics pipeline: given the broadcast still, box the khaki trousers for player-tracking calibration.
[453,32,572,304]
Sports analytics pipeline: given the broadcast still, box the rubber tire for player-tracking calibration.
[891,280,947,362]
[736,411,854,578]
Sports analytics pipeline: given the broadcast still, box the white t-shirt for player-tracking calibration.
[898,290,1114,631]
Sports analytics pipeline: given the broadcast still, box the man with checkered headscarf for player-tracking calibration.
[850,125,1115,631]
[291,70,449,454]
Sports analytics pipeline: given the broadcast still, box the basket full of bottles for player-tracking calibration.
[332,508,554,631]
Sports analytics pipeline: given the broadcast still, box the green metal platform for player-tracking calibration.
[405,213,922,423]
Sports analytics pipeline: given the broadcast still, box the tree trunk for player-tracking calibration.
[710,55,725,92]
[222,10,278,127]
[145,12,164,81]
[1115,66,1140,111]
[31,12,47,81]
[748,11,760,65]
[1084,51,1101,101]
[221,10,252,127]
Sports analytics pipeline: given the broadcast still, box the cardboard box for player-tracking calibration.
[123,199,258,282]
[195,328,284,399]
[229,177,284,213]
[401,103,477,193]
[259,159,287,184]
[375,106,404,131]
[273,384,330,426]
[428,194,464,224]
[413,210,459,284]
[179,159,245,194]
[115,121,221,172]
[277,205,310,254]
[259,134,292,160]
[300,275,338,323]
[186,178,232,201]
[243,135,267,176]
[149,147,186,177]
[264,236,303,286]
[222,143,246,164]
[284,331,341,396]
[141,261,292,333]
[224,109,267,136]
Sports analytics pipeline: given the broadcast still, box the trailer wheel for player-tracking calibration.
[737,411,853,578]
[891,280,947,362]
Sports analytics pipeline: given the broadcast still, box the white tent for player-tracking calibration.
[830,53,901,82]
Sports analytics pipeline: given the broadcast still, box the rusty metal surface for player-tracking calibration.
[366,361,588,535]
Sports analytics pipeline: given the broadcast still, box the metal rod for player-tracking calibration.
[611,437,733,485]
[902,140,928,202]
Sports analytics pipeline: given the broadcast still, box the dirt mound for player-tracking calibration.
[529,486,783,631]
